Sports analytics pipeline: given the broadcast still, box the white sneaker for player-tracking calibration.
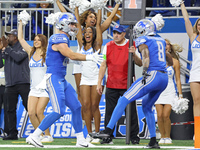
[41,135,54,143]
[26,134,44,148]
[158,138,165,144]
[76,139,95,147]
[86,134,93,142]
[91,138,100,144]
[165,138,172,144]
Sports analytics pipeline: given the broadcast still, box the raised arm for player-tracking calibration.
[75,6,83,48]
[18,20,31,55]
[173,58,183,98]
[180,2,196,42]
[101,3,120,32]
[95,9,103,51]
[56,0,67,12]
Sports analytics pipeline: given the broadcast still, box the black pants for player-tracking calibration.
[105,88,139,140]
[4,83,30,136]
[0,85,6,132]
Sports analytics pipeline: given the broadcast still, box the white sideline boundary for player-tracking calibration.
[0,145,196,149]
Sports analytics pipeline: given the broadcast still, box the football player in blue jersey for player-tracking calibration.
[90,18,169,148]
[26,12,103,148]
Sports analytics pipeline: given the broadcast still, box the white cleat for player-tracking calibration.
[26,134,44,148]
[76,139,95,148]
[41,135,54,143]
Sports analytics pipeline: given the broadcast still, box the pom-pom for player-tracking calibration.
[170,0,184,7]
[151,14,165,31]
[69,0,91,14]
[46,0,54,4]
[45,12,62,25]
[171,97,189,114]
[18,10,31,25]
[78,0,91,14]
[91,0,108,11]
[69,0,83,10]
[115,0,122,4]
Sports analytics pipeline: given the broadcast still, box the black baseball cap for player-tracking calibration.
[5,29,18,37]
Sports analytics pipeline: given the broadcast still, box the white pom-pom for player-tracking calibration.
[18,10,31,25]
[46,0,54,4]
[115,0,122,4]
[151,14,165,31]
[45,12,62,25]
[170,0,184,7]
[69,0,83,10]
[91,0,108,11]
[78,0,91,14]
[171,97,189,114]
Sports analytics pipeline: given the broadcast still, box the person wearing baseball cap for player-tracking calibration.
[0,29,30,140]
[96,24,141,144]
[5,29,18,37]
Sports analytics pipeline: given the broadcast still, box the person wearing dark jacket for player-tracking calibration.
[0,29,30,140]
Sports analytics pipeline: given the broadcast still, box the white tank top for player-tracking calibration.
[29,56,47,88]
[80,46,99,81]
[189,36,200,82]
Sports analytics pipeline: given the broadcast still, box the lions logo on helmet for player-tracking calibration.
[133,19,156,38]
[56,13,78,36]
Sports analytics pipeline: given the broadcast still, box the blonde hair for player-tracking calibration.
[193,18,200,35]
[165,39,183,60]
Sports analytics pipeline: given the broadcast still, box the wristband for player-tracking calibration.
[181,1,184,4]
[179,94,183,98]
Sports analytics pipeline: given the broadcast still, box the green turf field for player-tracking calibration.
[0,138,195,150]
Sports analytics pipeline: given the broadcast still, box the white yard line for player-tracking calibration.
[0,145,196,149]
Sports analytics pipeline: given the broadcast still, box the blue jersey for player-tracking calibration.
[46,34,70,77]
[135,36,167,72]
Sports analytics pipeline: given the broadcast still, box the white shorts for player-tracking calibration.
[80,76,105,86]
[72,63,82,75]
[29,88,49,97]
[155,94,175,105]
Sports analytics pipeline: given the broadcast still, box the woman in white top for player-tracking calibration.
[74,7,103,142]
[155,39,183,144]
[18,20,53,142]
[181,2,200,144]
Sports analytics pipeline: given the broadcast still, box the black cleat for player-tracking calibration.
[89,130,110,139]
[144,142,160,149]
[100,137,113,144]
[131,138,140,144]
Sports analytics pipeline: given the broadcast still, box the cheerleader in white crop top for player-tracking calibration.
[18,20,53,142]
[29,56,48,97]
[181,3,200,137]
[75,8,103,139]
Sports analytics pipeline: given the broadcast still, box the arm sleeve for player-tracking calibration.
[51,34,69,45]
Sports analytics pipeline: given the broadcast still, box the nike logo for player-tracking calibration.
[79,144,88,147]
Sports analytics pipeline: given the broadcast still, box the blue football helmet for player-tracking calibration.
[133,19,156,38]
[56,12,78,36]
